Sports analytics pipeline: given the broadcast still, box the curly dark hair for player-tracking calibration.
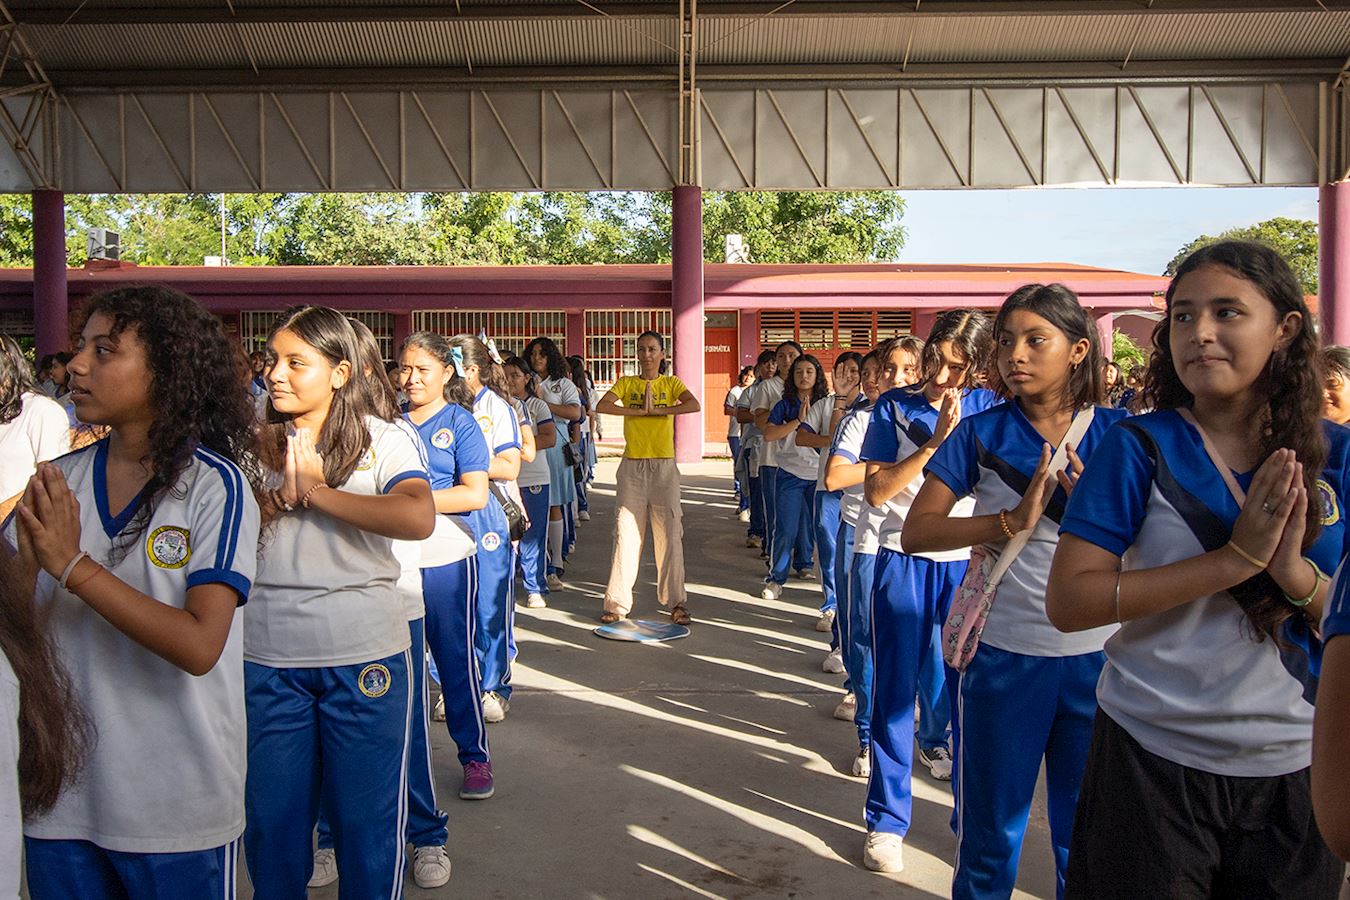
[77,286,263,563]
[0,334,38,425]
[0,551,90,817]
[782,354,829,405]
[1145,239,1326,646]
[524,336,570,381]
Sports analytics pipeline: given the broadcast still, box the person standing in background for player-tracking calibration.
[726,366,754,521]
[596,331,701,626]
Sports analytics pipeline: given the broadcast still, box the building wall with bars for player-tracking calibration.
[758,309,915,372]
[411,310,568,359]
[240,310,395,361]
[584,309,673,390]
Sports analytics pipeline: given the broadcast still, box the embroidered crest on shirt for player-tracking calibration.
[431,428,454,449]
[146,525,191,569]
[1317,479,1340,526]
[356,447,376,471]
[476,414,493,434]
[359,664,392,698]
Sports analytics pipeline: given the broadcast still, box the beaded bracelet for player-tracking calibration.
[301,482,328,509]
[997,509,1016,540]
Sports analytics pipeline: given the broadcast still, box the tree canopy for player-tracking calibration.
[1164,216,1318,295]
[0,190,906,268]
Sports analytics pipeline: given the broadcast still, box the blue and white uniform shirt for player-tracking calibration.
[768,395,833,482]
[1063,411,1350,777]
[1326,556,1350,642]
[517,395,555,490]
[248,415,430,668]
[862,386,999,561]
[409,402,490,569]
[751,376,786,467]
[736,386,761,450]
[537,376,581,428]
[927,401,1125,656]
[831,402,874,529]
[3,439,260,853]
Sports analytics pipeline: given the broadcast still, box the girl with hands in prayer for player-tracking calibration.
[1050,241,1347,899]
[4,286,262,900]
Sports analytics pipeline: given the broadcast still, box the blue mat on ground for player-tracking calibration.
[593,619,691,642]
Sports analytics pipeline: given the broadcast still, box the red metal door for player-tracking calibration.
[703,326,738,445]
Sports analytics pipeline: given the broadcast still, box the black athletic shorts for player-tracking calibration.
[1064,709,1345,899]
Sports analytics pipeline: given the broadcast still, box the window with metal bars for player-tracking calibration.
[759,310,916,353]
[0,310,34,336]
[411,310,568,359]
[584,309,673,389]
[240,310,395,361]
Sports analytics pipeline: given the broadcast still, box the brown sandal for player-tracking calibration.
[670,606,692,626]
[599,612,623,624]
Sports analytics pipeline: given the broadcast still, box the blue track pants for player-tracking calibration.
[26,838,240,900]
[864,548,965,837]
[952,644,1105,900]
[244,650,412,900]
[768,469,814,584]
[814,489,841,616]
[423,558,490,766]
[517,484,550,596]
[318,618,448,851]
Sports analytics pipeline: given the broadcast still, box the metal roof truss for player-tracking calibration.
[1,78,1339,193]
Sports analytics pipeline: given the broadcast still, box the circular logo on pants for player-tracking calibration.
[528,485,543,495]
[431,428,454,449]
[358,664,391,698]
[481,532,502,552]
[146,526,191,569]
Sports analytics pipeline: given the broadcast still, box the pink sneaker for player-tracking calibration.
[459,761,494,800]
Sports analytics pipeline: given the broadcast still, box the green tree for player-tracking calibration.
[0,194,32,266]
[1165,217,1318,295]
[1111,330,1148,371]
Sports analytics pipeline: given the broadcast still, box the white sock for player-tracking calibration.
[548,517,564,568]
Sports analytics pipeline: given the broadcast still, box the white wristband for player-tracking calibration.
[58,551,89,590]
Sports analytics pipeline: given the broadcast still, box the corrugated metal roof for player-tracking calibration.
[11,5,1350,77]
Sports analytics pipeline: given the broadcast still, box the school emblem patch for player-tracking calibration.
[476,414,493,435]
[356,447,376,472]
[146,526,191,569]
[358,664,392,698]
[528,485,543,495]
[431,428,454,450]
[481,532,502,552]
[1317,479,1340,526]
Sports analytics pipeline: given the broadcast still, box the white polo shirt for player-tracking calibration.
[4,439,260,853]
[0,391,71,500]
[247,416,429,668]
[518,395,554,488]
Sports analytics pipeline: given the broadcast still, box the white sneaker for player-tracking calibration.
[525,592,547,608]
[481,691,510,723]
[546,572,564,590]
[578,510,590,521]
[863,831,904,873]
[832,691,856,721]
[760,582,783,601]
[432,693,446,722]
[815,610,836,633]
[412,845,452,889]
[918,745,954,781]
[851,747,871,778]
[737,509,750,523]
[745,535,762,549]
[822,647,845,674]
[308,848,338,888]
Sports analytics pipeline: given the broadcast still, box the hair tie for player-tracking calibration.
[450,346,466,378]
[484,337,504,365]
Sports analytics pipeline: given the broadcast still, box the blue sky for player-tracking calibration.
[895,186,1318,275]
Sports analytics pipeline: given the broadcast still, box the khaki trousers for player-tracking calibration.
[603,456,687,615]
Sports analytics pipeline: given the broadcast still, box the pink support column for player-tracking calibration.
[1096,312,1114,359]
[671,185,705,463]
[912,309,937,340]
[32,190,68,359]
[391,312,411,358]
[738,309,759,367]
[566,310,584,358]
[1321,181,1350,346]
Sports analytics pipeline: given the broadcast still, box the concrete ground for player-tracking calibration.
[255,458,1059,899]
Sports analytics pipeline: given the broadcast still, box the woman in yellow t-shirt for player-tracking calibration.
[594,331,701,625]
